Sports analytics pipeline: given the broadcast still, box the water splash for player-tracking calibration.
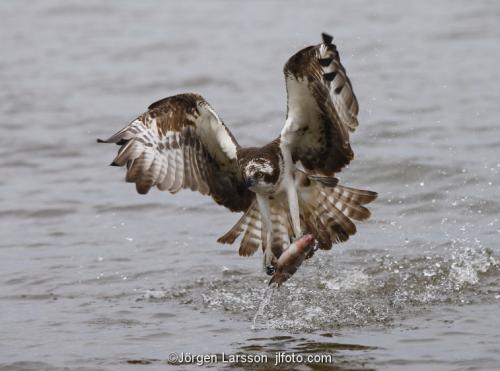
[142,244,499,332]
[251,285,275,330]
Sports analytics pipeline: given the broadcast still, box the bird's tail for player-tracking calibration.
[217,201,292,258]
[217,176,377,255]
[299,177,377,249]
[217,201,262,256]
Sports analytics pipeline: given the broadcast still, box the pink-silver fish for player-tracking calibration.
[269,234,316,287]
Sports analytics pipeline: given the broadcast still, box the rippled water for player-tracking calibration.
[1,1,500,370]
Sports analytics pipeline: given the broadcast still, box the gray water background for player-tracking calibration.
[1,0,500,370]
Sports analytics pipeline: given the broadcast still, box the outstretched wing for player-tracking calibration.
[98,93,253,212]
[280,33,359,176]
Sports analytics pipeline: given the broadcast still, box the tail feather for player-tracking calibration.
[217,201,263,257]
[217,200,294,258]
[333,185,377,205]
[217,202,255,244]
[299,178,377,249]
[239,208,262,256]
[301,209,332,249]
[327,189,371,221]
[314,198,355,247]
[217,175,377,256]
[269,206,293,258]
[240,223,261,256]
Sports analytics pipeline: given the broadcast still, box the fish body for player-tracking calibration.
[269,234,315,287]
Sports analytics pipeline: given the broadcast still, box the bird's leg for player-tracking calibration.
[280,138,302,240]
[286,175,302,239]
[256,194,274,274]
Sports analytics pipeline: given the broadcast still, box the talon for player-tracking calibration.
[266,265,275,276]
[304,240,318,260]
[263,245,276,272]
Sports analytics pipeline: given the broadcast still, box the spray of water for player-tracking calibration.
[252,284,276,330]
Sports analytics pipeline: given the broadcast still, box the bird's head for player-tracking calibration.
[242,158,279,193]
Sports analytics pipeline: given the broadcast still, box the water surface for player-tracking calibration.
[1,1,500,370]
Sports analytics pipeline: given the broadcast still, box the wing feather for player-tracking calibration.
[170,142,184,193]
[99,93,253,211]
[157,148,173,191]
[281,33,359,176]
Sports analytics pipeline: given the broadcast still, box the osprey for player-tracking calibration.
[98,33,377,274]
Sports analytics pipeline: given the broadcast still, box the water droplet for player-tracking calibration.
[423,269,435,277]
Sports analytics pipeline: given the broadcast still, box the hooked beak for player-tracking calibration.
[244,177,257,188]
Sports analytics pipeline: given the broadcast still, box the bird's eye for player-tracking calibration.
[255,172,264,179]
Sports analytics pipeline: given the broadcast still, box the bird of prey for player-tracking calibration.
[98,33,377,274]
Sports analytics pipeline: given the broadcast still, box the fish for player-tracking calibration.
[269,234,316,287]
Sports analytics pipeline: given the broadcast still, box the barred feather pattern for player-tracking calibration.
[269,205,294,258]
[218,175,377,255]
[98,93,254,212]
[318,41,359,131]
[217,201,262,256]
[300,181,377,249]
[113,122,211,195]
[217,201,294,258]
[282,33,360,176]
[238,205,263,257]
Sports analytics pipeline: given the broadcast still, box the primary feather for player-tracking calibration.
[98,93,254,212]
[281,33,359,175]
